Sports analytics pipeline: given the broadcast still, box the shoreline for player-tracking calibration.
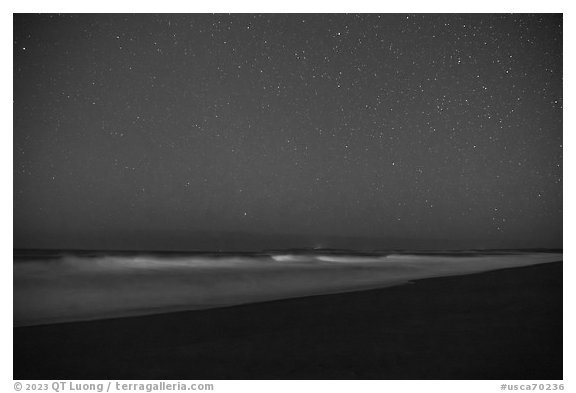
[14,252,562,327]
[14,261,563,379]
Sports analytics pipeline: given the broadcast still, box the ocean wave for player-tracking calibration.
[14,251,562,326]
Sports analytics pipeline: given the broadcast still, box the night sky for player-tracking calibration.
[13,14,562,251]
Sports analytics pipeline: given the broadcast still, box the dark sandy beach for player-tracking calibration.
[14,261,562,380]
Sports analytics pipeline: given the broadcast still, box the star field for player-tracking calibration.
[13,14,562,250]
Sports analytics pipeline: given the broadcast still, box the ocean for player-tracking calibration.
[14,249,562,326]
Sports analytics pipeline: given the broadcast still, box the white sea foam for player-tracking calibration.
[270,254,315,263]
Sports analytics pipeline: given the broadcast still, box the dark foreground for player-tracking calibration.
[14,262,562,379]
